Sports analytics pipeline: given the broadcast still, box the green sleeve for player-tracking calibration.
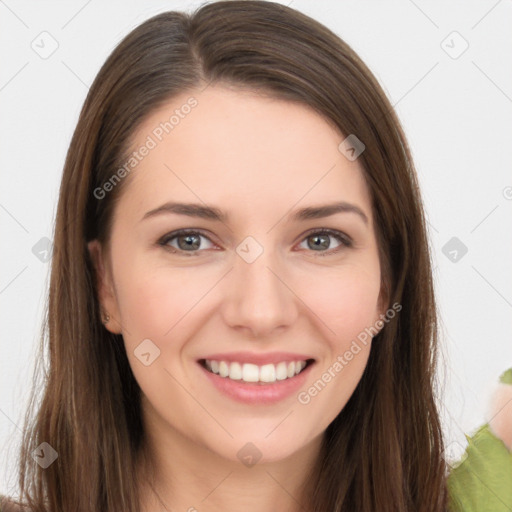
[447,369,512,511]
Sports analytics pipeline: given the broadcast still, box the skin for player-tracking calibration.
[88,84,387,512]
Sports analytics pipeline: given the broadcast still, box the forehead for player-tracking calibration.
[118,85,373,228]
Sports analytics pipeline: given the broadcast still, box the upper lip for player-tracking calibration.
[198,352,315,365]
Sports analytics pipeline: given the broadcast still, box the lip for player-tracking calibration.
[197,358,315,405]
[197,351,315,365]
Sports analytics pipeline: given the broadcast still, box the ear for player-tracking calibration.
[372,282,392,338]
[87,239,123,334]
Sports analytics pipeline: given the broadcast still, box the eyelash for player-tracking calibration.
[157,228,353,257]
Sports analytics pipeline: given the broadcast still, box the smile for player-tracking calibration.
[201,358,314,384]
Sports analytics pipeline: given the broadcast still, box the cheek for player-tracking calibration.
[294,268,379,422]
[301,262,381,346]
[116,251,381,346]
[114,256,214,342]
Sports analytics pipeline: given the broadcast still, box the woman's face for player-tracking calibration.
[89,85,387,465]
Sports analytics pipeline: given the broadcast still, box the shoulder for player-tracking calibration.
[447,368,512,512]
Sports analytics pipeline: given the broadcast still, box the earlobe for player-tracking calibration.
[87,239,123,334]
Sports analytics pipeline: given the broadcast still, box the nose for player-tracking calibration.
[221,246,299,339]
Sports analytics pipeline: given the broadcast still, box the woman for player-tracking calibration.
[1,1,509,511]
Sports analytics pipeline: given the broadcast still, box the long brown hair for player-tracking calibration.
[9,1,447,510]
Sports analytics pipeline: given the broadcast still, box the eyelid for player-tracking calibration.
[158,227,352,256]
[158,228,218,255]
[296,228,353,256]
[300,227,352,246]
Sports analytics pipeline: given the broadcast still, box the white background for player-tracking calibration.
[1,0,511,496]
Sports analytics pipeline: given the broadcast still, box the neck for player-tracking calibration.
[136,408,323,512]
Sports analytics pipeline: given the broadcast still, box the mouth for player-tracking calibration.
[198,358,315,385]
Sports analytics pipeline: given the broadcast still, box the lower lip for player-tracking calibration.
[198,361,315,405]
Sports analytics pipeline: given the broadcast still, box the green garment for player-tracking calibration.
[447,368,512,511]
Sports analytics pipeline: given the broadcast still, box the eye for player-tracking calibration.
[158,228,352,257]
[158,229,216,256]
[297,229,352,256]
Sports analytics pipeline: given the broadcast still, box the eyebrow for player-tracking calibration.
[141,201,369,225]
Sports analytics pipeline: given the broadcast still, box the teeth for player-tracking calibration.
[243,363,259,382]
[276,362,288,380]
[229,362,242,380]
[219,361,229,378]
[260,363,276,382]
[204,359,308,383]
